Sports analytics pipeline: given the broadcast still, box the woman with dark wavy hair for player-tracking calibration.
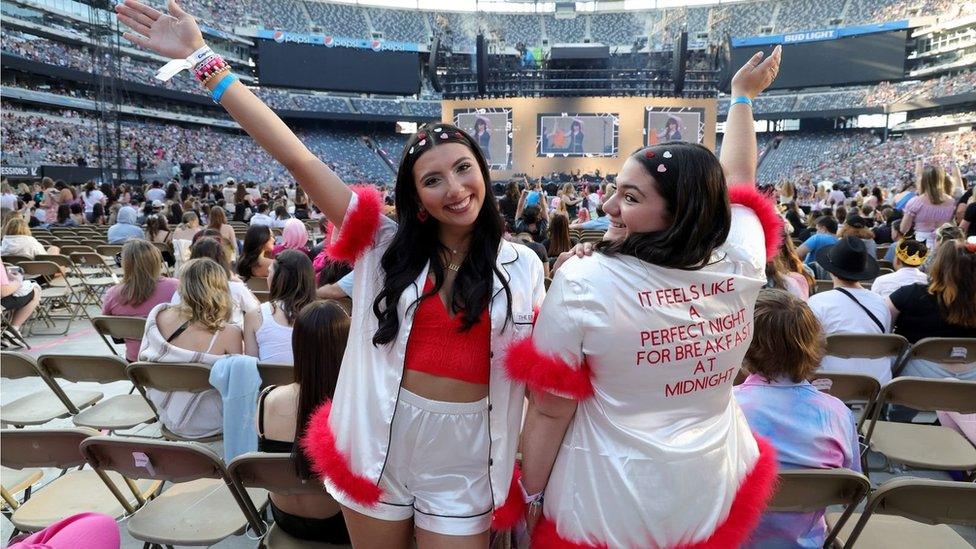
[512,47,784,547]
[243,249,316,365]
[116,3,545,546]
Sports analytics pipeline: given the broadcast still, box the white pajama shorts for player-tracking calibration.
[338,388,493,536]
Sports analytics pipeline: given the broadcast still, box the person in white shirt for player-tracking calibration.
[808,237,893,383]
[222,179,237,204]
[249,203,274,227]
[81,182,106,221]
[585,183,601,217]
[0,181,18,210]
[870,238,928,298]
[145,181,166,203]
[827,186,846,207]
[243,250,316,365]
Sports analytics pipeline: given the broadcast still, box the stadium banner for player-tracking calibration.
[732,20,909,47]
[0,165,39,180]
[256,29,421,52]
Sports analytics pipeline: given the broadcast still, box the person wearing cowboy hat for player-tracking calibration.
[808,236,894,383]
[870,239,928,298]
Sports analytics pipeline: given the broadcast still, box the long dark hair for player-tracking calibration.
[237,224,272,281]
[293,301,350,478]
[599,143,731,269]
[146,214,169,241]
[547,214,572,257]
[269,250,317,324]
[372,123,511,345]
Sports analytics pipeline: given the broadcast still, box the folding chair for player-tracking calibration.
[767,468,871,549]
[860,377,976,475]
[815,279,833,294]
[37,354,156,432]
[228,452,346,548]
[824,333,910,384]
[0,352,102,427]
[18,260,86,335]
[35,253,106,309]
[1,255,31,266]
[90,315,147,359]
[67,252,119,301]
[827,477,976,549]
[0,428,159,534]
[875,245,889,260]
[1,465,43,514]
[246,276,270,292]
[126,361,222,442]
[91,245,124,277]
[808,372,882,430]
[579,230,605,243]
[894,337,976,378]
[258,363,294,390]
[57,245,97,255]
[254,290,271,304]
[80,435,268,547]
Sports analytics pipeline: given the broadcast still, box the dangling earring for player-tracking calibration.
[417,208,428,222]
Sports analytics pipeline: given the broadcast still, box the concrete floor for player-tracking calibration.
[2,310,974,548]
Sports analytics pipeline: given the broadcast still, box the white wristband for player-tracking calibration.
[155,45,214,82]
[518,479,544,504]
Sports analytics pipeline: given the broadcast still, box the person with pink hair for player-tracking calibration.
[272,218,311,258]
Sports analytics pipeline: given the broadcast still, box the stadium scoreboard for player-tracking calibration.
[730,22,909,90]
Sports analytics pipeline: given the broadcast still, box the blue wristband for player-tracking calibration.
[211,73,238,104]
[730,96,753,108]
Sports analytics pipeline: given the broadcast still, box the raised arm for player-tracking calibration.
[115,0,352,225]
[720,45,782,186]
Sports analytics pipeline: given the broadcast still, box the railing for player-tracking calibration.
[443,67,719,98]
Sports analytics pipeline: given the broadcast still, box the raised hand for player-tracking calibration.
[115,0,205,59]
[731,44,782,99]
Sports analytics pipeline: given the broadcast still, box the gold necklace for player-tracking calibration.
[445,247,466,272]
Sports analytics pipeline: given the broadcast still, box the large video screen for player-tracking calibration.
[645,107,705,146]
[453,108,513,170]
[537,113,619,157]
[257,41,420,95]
[731,30,907,89]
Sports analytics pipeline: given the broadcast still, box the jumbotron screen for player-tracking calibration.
[257,41,420,95]
[731,30,907,90]
[537,113,619,157]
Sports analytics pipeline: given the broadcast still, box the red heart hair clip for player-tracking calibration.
[645,150,656,159]
[454,131,464,139]
[417,131,427,140]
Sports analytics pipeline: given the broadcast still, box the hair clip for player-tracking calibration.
[454,131,464,139]
[433,127,442,133]
[644,150,656,159]
[417,131,427,140]
[440,133,449,139]
[966,236,976,253]
[657,164,667,173]
[417,139,427,147]
[663,151,673,158]
[408,146,415,154]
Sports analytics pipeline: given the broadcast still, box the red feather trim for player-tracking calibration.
[727,186,784,263]
[491,464,526,531]
[299,401,382,506]
[674,436,778,549]
[324,185,384,264]
[532,436,778,549]
[504,337,594,400]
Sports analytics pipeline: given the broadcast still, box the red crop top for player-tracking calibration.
[403,278,491,385]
